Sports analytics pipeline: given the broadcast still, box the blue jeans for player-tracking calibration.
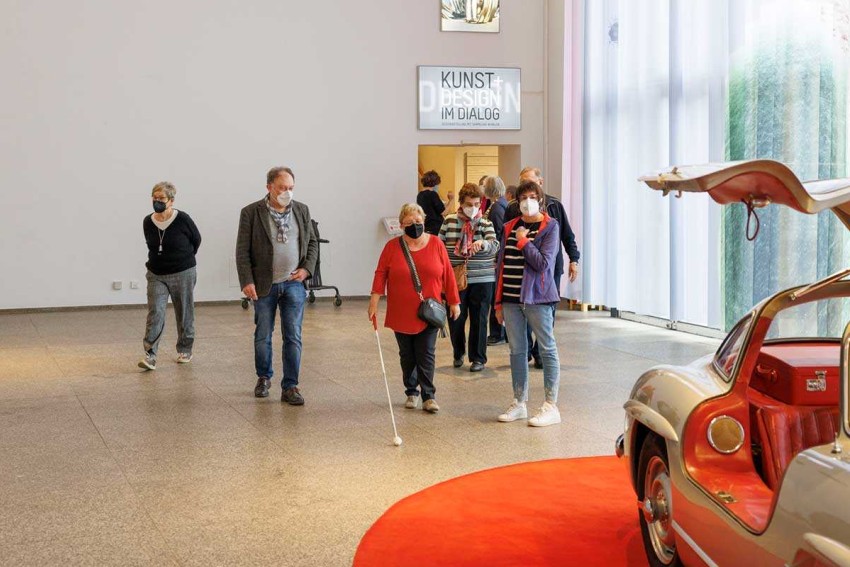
[502,303,560,403]
[253,281,307,389]
[526,272,561,360]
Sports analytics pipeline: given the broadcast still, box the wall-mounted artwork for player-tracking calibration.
[441,0,500,33]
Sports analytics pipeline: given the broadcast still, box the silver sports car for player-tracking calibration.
[617,160,850,567]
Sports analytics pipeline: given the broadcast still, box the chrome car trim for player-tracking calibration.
[623,400,680,442]
[791,268,850,301]
[843,320,850,437]
[802,533,850,567]
[671,520,719,567]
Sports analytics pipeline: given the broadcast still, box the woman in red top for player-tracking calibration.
[369,204,461,413]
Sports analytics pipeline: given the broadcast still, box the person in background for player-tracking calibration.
[440,183,499,372]
[369,204,461,412]
[505,184,518,203]
[417,170,446,235]
[506,167,580,288]
[478,174,490,213]
[236,166,318,405]
[494,181,562,427]
[139,182,202,370]
[444,189,457,215]
[483,176,509,345]
[505,167,581,368]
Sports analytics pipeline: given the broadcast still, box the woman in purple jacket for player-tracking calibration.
[493,180,562,427]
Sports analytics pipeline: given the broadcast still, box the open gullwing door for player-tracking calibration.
[639,159,850,230]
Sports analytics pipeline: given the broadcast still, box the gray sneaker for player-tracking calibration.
[138,352,156,371]
[176,352,193,364]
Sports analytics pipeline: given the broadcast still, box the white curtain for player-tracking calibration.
[723,0,850,331]
[581,0,727,327]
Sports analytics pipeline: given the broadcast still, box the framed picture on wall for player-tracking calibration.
[441,0,500,33]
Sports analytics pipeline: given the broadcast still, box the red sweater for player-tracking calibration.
[372,236,460,334]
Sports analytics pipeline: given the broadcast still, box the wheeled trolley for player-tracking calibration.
[307,219,342,307]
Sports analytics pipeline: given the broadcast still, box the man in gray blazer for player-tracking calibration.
[236,166,318,404]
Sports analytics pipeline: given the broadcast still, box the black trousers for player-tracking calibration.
[449,281,494,364]
[526,272,562,360]
[395,326,439,400]
[488,289,505,341]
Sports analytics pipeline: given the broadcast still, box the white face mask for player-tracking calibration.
[520,198,540,216]
[462,205,479,218]
[277,190,293,207]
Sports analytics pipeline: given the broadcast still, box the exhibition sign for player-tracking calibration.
[418,66,521,130]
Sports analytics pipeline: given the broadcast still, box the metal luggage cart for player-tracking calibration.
[306,219,342,307]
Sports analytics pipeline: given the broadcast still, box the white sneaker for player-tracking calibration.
[498,400,527,422]
[405,396,419,409]
[176,353,193,364]
[528,402,561,427]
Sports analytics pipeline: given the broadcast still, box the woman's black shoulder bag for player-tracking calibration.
[399,237,448,336]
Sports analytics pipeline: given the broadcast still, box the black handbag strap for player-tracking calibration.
[399,237,425,301]
[483,202,494,219]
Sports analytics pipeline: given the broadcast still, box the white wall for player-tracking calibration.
[0,0,554,309]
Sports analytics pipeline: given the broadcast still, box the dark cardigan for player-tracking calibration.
[143,211,202,275]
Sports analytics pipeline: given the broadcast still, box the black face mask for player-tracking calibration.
[153,201,168,213]
[404,223,424,239]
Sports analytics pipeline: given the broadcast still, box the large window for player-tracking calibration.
[766,297,850,340]
[722,0,850,330]
[582,0,727,327]
[715,314,754,381]
[581,0,850,332]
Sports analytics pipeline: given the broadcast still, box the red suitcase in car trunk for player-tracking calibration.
[750,343,840,406]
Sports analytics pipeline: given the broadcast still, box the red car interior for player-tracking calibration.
[753,397,839,490]
[748,343,840,490]
[684,341,840,534]
[750,343,840,406]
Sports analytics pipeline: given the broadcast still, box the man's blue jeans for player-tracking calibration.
[253,281,307,389]
[502,302,560,403]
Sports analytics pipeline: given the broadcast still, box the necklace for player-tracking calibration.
[157,228,166,254]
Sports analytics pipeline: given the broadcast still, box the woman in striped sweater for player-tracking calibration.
[439,183,499,372]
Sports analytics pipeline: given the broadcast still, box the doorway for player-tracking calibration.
[417,144,521,212]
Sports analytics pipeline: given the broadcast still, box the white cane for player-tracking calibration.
[372,315,403,446]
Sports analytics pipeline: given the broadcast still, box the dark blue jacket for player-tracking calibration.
[486,196,508,243]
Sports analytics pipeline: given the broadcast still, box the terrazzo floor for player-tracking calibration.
[0,299,720,566]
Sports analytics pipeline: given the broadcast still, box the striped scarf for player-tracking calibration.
[266,198,291,243]
[455,209,482,258]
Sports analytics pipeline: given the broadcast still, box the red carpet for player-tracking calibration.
[354,456,649,567]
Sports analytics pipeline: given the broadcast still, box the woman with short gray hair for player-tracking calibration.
[139,182,202,370]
